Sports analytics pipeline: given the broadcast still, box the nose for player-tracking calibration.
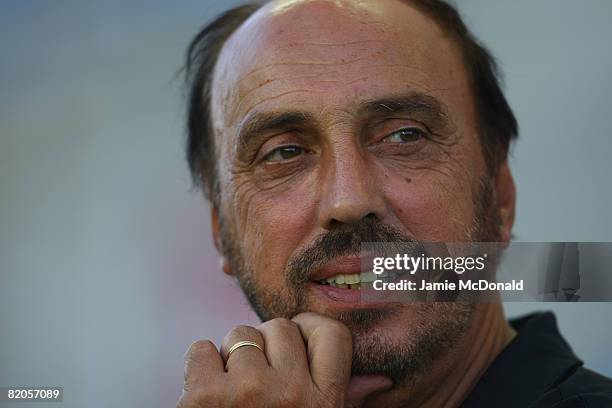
[318,149,387,230]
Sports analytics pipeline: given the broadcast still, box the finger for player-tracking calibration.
[183,340,225,390]
[220,325,269,372]
[345,375,393,408]
[291,312,353,393]
[257,318,309,373]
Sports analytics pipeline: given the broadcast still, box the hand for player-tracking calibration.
[177,312,392,408]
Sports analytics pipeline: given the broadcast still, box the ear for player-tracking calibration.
[211,206,234,276]
[495,160,516,243]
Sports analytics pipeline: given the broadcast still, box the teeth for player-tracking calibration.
[319,269,399,288]
[319,273,382,289]
[345,274,359,284]
[323,272,390,284]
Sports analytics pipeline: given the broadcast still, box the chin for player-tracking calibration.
[338,303,475,384]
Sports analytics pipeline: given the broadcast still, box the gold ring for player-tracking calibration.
[227,340,264,358]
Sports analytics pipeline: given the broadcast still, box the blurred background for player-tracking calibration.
[1,1,611,407]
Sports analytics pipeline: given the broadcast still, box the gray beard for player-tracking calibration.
[219,176,501,385]
[336,303,474,385]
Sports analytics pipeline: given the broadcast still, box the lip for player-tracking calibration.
[309,255,365,281]
[308,281,364,302]
[307,281,397,309]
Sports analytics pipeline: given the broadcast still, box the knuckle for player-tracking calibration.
[231,325,258,336]
[185,340,217,361]
[264,317,298,332]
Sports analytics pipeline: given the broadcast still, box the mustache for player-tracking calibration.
[286,216,425,285]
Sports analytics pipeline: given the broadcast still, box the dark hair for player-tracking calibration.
[184,4,262,202]
[184,0,518,202]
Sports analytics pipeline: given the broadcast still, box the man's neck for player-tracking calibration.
[368,302,516,408]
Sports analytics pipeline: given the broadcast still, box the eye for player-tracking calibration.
[382,127,427,144]
[263,145,305,162]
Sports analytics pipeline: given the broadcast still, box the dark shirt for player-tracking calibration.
[462,312,612,407]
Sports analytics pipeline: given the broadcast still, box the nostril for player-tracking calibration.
[328,218,344,229]
[328,212,380,230]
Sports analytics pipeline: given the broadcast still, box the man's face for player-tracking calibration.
[209,0,507,383]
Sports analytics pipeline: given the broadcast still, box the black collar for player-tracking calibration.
[461,312,583,408]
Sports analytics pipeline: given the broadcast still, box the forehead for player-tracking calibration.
[212,0,468,130]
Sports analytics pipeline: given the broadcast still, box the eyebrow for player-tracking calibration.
[358,92,450,129]
[236,111,315,155]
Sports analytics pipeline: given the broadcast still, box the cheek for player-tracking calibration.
[382,169,477,241]
[232,176,318,286]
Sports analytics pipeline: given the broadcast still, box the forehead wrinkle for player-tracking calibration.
[237,74,341,107]
[232,62,441,121]
[232,26,441,98]
[226,38,399,122]
[234,79,342,122]
[281,39,386,47]
[239,63,438,90]
[235,53,382,89]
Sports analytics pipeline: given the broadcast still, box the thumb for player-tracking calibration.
[345,375,393,408]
